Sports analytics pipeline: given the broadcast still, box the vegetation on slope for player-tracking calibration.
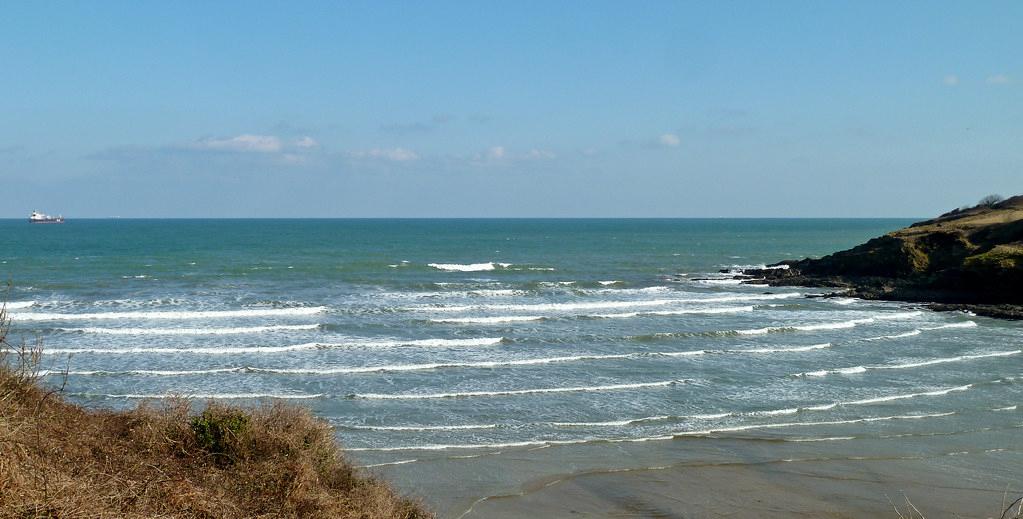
[747,194,1023,316]
[0,304,431,518]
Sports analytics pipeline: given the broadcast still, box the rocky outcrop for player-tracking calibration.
[743,195,1023,319]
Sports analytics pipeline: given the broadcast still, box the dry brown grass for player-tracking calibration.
[0,302,432,518]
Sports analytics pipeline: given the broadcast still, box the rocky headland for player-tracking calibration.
[741,195,1023,319]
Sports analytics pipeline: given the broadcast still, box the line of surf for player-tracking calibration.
[795,350,1021,377]
[75,392,323,400]
[40,337,506,355]
[589,306,754,319]
[736,311,923,335]
[349,380,683,400]
[48,343,831,375]
[55,324,320,335]
[9,306,327,321]
[415,292,802,313]
[346,412,954,452]
[862,321,978,341]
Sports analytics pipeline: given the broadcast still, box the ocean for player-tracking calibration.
[3,219,1021,516]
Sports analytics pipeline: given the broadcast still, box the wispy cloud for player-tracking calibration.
[380,115,454,135]
[659,133,681,148]
[485,146,505,160]
[470,146,556,163]
[293,136,319,149]
[193,134,283,153]
[943,74,959,86]
[88,133,323,166]
[345,147,420,162]
[986,74,1011,85]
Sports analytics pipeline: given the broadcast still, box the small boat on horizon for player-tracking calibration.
[29,210,64,224]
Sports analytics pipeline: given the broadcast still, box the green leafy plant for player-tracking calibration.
[190,407,250,461]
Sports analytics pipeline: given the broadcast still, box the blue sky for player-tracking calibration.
[1,1,1020,217]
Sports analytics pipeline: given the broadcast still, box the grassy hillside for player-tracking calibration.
[0,305,431,518]
[749,195,1023,313]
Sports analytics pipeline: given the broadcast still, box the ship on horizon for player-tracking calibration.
[29,210,64,224]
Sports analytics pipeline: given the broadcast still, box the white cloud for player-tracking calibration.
[195,134,282,153]
[347,147,419,162]
[470,146,556,162]
[294,136,319,149]
[487,146,506,160]
[659,133,681,147]
[987,74,1011,85]
[943,74,959,86]
[523,149,557,160]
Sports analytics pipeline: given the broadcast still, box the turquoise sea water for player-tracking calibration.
[3,219,1021,515]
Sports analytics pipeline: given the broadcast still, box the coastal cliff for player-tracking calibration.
[744,195,1023,319]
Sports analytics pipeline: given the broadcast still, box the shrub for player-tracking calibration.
[190,406,250,461]
[978,194,1005,207]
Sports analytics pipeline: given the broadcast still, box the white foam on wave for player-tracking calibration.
[428,262,511,272]
[343,423,499,432]
[419,293,801,314]
[921,321,979,330]
[582,286,672,296]
[678,411,956,437]
[43,343,323,355]
[348,412,955,452]
[692,278,745,285]
[787,436,857,442]
[864,329,923,341]
[546,415,674,427]
[828,298,859,306]
[249,353,638,375]
[58,324,319,335]
[316,337,507,349]
[44,337,506,355]
[878,350,1020,370]
[358,459,419,468]
[797,351,1020,378]
[737,311,922,335]
[51,368,241,376]
[590,306,754,319]
[4,301,36,309]
[429,316,544,324]
[346,439,586,452]
[839,384,973,406]
[735,343,832,353]
[750,407,800,417]
[9,306,327,321]
[80,392,323,400]
[351,380,682,400]
[992,405,1017,411]
[797,366,869,377]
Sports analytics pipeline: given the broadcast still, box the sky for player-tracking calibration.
[1,1,1020,217]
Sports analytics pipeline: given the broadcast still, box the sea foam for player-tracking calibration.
[57,324,319,335]
[428,262,511,272]
[350,380,682,400]
[9,306,326,321]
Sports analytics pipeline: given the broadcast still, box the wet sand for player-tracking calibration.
[459,454,1015,518]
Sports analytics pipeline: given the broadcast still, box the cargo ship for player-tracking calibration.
[29,210,64,224]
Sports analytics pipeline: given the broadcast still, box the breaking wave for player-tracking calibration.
[350,380,683,400]
[9,306,327,321]
[56,324,320,335]
[428,262,512,272]
[795,350,1020,377]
